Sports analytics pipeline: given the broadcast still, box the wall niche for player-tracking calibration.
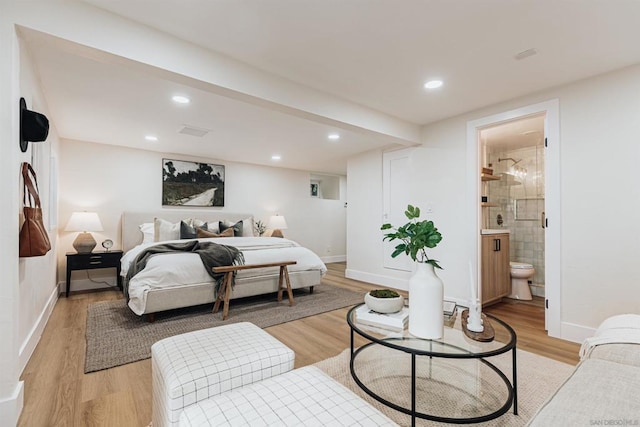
[310,174,340,200]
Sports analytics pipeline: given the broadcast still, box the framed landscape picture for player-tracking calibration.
[162,159,225,206]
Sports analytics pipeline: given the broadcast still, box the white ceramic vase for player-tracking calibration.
[408,261,444,339]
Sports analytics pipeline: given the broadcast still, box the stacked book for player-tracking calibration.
[443,300,457,326]
[355,304,409,332]
[356,300,459,332]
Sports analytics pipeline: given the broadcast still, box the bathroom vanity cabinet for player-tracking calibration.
[481,233,510,305]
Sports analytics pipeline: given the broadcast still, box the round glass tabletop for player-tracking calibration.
[347,303,516,358]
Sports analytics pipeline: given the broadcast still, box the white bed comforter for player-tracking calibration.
[121,237,327,315]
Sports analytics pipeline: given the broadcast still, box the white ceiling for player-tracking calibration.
[24,0,640,174]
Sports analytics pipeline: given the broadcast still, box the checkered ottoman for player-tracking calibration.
[152,322,295,427]
[179,366,398,426]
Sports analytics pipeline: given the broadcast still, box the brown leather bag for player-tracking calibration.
[19,162,51,257]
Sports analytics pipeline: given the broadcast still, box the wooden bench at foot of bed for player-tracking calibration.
[213,261,297,320]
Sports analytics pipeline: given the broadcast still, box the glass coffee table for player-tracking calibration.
[347,303,517,426]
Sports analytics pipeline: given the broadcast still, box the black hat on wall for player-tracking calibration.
[20,97,49,152]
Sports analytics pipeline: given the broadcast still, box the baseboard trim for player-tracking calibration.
[345,269,408,291]
[0,381,24,427]
[19,286,58,374]
[58,277,118,294]
[320,255,346,263]
[561,321,595,344]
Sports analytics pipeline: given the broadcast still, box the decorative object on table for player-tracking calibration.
[381,204,444,339]
[364,289,404,313]
[101,239,114,251]
[443,300,456,317]
[65,211,104,253]
[268,215,288,238]
[254,220,266,236]
[466,261,485,333]
[461,309,495,342]
[162,158,225,207]
[19,97,49,152]
[443,300,457,326]
[355,304,409,332]
[19,162,51,257]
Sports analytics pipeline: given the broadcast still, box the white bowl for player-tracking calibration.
[364,292,404,313]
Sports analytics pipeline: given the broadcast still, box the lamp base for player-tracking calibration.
[73,232,97,253]
[271,229,284,238]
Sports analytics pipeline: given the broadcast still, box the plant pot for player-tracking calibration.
[364,292,404,314]
[408,262,444,339]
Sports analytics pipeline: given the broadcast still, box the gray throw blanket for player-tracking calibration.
[124,240,245,300]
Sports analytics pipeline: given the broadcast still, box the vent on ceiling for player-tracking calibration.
[514,48,537,61]
[178,125,210,137]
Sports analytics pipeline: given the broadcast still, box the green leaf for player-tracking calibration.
[381,203,443,268]
[426,259,443,270]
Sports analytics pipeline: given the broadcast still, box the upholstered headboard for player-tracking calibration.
[121,210,254,252]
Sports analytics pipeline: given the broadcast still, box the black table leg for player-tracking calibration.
[411,353,416,427]
[512,346,518,415]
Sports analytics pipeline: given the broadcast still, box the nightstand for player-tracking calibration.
[66,250,123,297]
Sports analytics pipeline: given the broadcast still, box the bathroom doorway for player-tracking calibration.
[481,115,546,299]
[467,100,561,337]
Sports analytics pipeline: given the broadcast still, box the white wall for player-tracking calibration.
[58,139,346,289]
[347,145,469,302]
[0,13,60,424]
[347,63,640,342]
[17,36,61,371]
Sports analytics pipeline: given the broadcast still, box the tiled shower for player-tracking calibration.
[486,144,545,296]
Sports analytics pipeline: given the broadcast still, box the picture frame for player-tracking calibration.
[162,159,225,206]
[310,182,319,198]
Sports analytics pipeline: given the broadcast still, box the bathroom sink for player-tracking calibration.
[481,229,510,235]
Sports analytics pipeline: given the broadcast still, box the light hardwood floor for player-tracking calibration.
[18,262,580,427]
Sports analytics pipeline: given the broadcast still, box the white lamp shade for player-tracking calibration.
[268,215,288,230]
[65,212,104,232]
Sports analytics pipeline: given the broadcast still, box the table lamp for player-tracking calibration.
[268,215,288,238]
[65,212,103,253]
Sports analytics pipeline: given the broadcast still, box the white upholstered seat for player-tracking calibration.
[179,366,398,426]
[152,322,295,427]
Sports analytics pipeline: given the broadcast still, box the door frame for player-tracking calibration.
[466,99,561,338]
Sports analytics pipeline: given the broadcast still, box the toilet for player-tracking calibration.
[507,262,534,300]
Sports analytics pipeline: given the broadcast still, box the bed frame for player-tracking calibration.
[121,210,322,317]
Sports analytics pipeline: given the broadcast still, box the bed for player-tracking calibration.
[120,211,327,317]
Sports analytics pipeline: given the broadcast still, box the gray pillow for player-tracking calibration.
[180,220,208,239]
[219,220,243,237]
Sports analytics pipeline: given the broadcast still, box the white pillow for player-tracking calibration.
[154,218,181,242]
[242,217,255,237]
[139,223,154,244]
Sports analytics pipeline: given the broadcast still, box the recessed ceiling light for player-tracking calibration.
[172,95,190,104]
[145,135,158,141]
[328,133,340,140]
[424,80,443,89]
[271,155,281,161]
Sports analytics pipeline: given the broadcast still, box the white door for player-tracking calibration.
[383,149,413,272]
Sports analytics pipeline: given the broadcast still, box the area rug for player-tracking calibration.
[85,284,363,373]
[314,348,574,426]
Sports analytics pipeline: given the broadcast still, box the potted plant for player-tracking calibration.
[381,204,443,268]
[364,288,405,313]
[381,204,444,339]
[254,220,266,236]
